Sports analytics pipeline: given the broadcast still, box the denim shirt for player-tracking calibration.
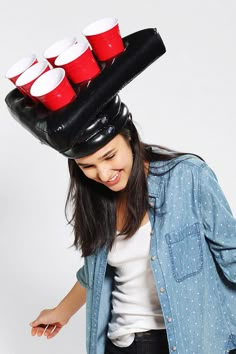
[76,155,236,354]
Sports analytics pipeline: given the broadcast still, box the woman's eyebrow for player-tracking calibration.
[77,149,116,166]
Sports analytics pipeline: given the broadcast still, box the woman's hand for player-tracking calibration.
[30,308,68,339]
[30,281,86,339]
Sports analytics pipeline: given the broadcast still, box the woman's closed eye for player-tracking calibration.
[105,154,115,160]
[82,165,93,169]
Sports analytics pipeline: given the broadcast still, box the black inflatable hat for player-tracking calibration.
[5,28,166,158]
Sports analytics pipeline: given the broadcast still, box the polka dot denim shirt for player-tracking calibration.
[77,155,236,354]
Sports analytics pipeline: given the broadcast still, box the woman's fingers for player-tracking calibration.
[31,324,48,337]
[31,322,63,339]
[43,323,62,336]
[31,326,39,336]
[45,325,62,339]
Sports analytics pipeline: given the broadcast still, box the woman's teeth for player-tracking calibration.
[109,172,119,181]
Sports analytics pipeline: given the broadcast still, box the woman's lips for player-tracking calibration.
[105,171,122,186]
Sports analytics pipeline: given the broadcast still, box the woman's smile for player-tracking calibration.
[104,170,122,187]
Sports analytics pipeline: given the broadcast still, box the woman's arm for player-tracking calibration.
[30,281,86,339]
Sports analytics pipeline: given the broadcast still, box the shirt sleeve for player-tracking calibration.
[76,265,89,288]
[76,253,97,289]
[199,163,236,283]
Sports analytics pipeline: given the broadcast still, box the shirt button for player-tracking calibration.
[172,346,177,351]
[151,256,156,261]
[160,287,165,293]
[150,230,154,236]
[167,317,172,323]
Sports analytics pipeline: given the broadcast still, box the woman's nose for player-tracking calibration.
[97,166,110,182]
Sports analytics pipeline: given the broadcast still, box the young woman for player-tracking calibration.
[5,26,236,354]
[29,116,236,354]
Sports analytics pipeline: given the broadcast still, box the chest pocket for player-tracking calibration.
[165,222,203,282]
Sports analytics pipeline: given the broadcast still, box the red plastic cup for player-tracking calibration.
[82,17,124,61]
[30,68,76,111]
[55,42,101,84]
[16,61,50,101]
[44,37,77,67]
[5,54,38,85]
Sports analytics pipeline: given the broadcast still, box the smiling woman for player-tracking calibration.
[5,22,236,354]
[62,112,236,354]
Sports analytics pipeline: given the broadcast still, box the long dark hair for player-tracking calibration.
[65,121,203,257]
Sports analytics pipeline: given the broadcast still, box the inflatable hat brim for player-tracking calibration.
[5,28,166,158]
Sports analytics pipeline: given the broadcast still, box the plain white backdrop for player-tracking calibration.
[1,1,236,353]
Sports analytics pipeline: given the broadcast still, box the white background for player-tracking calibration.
[0,1,236,353]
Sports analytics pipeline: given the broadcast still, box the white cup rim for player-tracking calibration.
[16,61,49,87]
[83,17,118,36]
[5,54,37,79]
[55,42,89,66]
[44,37,77,59]
[30,68,65,97]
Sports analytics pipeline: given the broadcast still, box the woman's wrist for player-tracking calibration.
[53,303,72,325]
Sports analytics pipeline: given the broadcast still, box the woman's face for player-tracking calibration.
[75,134,133,192]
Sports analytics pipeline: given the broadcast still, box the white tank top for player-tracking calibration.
[107,221,165,348]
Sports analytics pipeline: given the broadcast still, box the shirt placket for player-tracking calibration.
[89,247,108,354]
[148,195,178,353]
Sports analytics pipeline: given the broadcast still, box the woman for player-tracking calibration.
[29,114,236,354]
[5,26,236,354]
